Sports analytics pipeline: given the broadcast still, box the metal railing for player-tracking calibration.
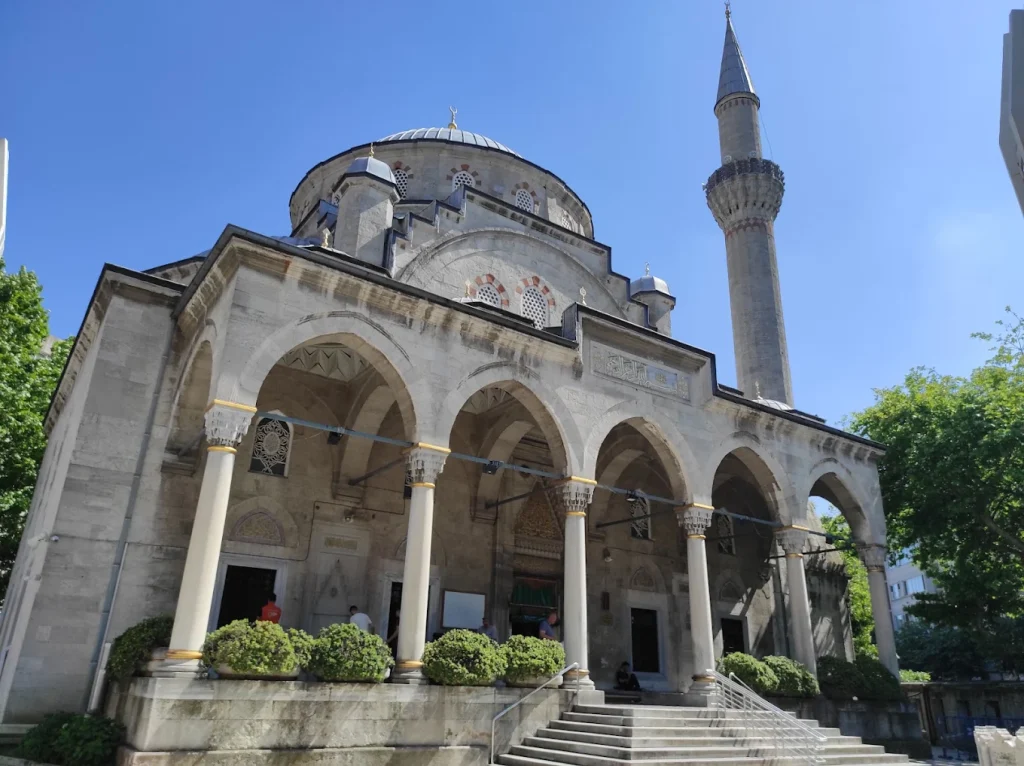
[709,669,826,765]
[490,662,581,764]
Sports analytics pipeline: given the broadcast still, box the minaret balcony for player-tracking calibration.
[704,157,785,229]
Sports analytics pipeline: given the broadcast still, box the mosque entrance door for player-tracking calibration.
[509,575,560,638]
[630,607,661,673]
[216,565,276,627]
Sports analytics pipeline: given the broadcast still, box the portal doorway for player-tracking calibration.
[509,576,560,639]
[216,565,276,627]
[721,616,745,655]
[630,608,660,673]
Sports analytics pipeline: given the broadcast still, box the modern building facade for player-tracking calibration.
[0,12,899,728]
[886,550,937,631]
[1000,9,1024,215]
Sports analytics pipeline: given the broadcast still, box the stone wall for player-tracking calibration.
[106,678,600,765]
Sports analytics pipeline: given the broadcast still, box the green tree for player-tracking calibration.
[821,513,875,657]
[849,307,1024,629]
[894,620,986,680]
[0,257,70,601]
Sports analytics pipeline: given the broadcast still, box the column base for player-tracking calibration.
[684,674,716,706]
[563,669,595,689]
[391,661,429,685]
[152,649,206,678]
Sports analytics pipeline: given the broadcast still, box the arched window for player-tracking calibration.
[514,189,535,213]
[393,168,409,199]
[452,171,474,192]
[521,286,548,329]
[630,497,652,540]
[249,416,292,477]
[716,513,736,555]
[476,282,501,307]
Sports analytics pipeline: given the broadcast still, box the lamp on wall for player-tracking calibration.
[483,460,501,475]
[602,547,613,563]
[626,489,644,505]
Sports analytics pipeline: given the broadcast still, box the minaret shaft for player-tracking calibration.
[706,13,793,405]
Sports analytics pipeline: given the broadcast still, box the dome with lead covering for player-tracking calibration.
[344,155,395,184]
[378,127,519,158]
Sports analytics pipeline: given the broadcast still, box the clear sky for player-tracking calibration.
[2,0,1021,426]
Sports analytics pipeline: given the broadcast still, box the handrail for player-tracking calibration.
[709,668,826,765]
[490,662,581,764]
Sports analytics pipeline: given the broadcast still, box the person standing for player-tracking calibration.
[260,593,282,624]
[349,605,374,633]
[538,610,558,641]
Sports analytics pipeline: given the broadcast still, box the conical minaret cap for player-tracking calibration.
[716,9,757,106]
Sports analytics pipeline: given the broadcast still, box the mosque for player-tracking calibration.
[0,8,898,755]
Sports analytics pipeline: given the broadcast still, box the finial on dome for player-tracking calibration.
[368,143,375,158]
[579,287,587,306]
[645,262,651,276]
[464,280,472,298]
[448,106,458,130]
[725,0,731,19]
[755,381,762,398]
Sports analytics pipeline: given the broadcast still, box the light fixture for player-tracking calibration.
[602,547,613,563]
[327,431,341,445]
[483,460,501,475]
[626,489,644,505]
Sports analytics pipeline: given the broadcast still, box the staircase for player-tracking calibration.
[495,703,918,765]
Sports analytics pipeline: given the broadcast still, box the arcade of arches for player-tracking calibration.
[160,335,894,693]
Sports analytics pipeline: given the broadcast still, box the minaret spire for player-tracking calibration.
[705,8,793,405]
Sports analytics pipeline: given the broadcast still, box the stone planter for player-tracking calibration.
[215,664,300,681]
[506,675,563,689]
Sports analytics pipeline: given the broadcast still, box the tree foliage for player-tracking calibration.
[820,513,875,657]
[849,307,1024,628]
[896,617,1024,680]
[0,256,71,601]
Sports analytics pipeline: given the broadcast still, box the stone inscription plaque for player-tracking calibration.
[591,342,690,402]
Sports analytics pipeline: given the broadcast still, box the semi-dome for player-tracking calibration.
[343,155,395,184]
[378,127,519,158]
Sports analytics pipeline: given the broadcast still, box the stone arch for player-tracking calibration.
[223,496,300,551]
[474,413,538,521]
[713,569,747,604]
[224,312,420,441]
[702,432,796,522]
[166,339,214,455]
[336,377,399,485]
[583,405,697,501]
[629,563,666,594]
[435,363,580,474]
[801,458,882,545]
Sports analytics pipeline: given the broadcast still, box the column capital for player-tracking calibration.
[678,505,715,538]
[857,543,887,572]
[405,444,449,487]
[559,478,595,516]
[776,527,809,556]
[204,401,255,449]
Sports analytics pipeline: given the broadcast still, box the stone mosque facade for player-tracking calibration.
[0,12,898,726]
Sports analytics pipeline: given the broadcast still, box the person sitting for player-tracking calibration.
[615,661,642,691]
[538,610,559,641]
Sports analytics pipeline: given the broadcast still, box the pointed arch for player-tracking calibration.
[701,432,796,522]
[801,458,883,545]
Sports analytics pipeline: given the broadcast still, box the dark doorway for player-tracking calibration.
[721,617,745,655]
[509,576,560,638]
[216,565,276,628]
[630,608,660,673]
[386,581,402,657]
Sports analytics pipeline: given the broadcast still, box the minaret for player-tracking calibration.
[705,7,793,404]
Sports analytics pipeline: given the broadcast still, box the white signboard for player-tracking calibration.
[442,591,485,630]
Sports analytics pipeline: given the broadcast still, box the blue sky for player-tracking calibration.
[2,0,1021,426]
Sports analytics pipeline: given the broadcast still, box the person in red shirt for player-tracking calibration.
[260,593,282,624]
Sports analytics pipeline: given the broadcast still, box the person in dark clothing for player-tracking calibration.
[615,662,641,691]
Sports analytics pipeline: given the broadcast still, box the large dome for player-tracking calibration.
[377,127,519,157]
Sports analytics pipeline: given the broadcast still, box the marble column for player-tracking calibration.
[680,504,716,693]
[165,400,254,673]
[858,543,900,677]
[392,444,449,684]
[777,527,818,676]
[561,478,595,688]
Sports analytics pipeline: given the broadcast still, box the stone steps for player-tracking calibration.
[494,703,916,766]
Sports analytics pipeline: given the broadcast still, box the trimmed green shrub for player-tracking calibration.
[501,635,565,683]
[201,620,298,676]
[307,623,393,682]
[288,628,315,668]
[107,615,173,683]
[422,629,507,686]
[17,713,123,766]
[763,655,819,698]
[817,655,903,701]
[717,652,778,696]
[17,712,76,764]
[900,668,931,682]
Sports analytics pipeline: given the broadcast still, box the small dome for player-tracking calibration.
[344,155,395,184]
[630,273,671,296]
[378,127,519,158]
[755,396,794,412]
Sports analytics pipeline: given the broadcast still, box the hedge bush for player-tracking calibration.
[763,655,819,698]
[201,620,300,676]
[717,652,778,696]
[900,668,931,682]
[288,627,315,669]
[307,623,393,682]
[501,635,564,683]
[107,615,173,683]
[422,629,507,685]
[817,655,903,701]
[17,713,124,766]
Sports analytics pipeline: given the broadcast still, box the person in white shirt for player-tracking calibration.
[349,605,374,633]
